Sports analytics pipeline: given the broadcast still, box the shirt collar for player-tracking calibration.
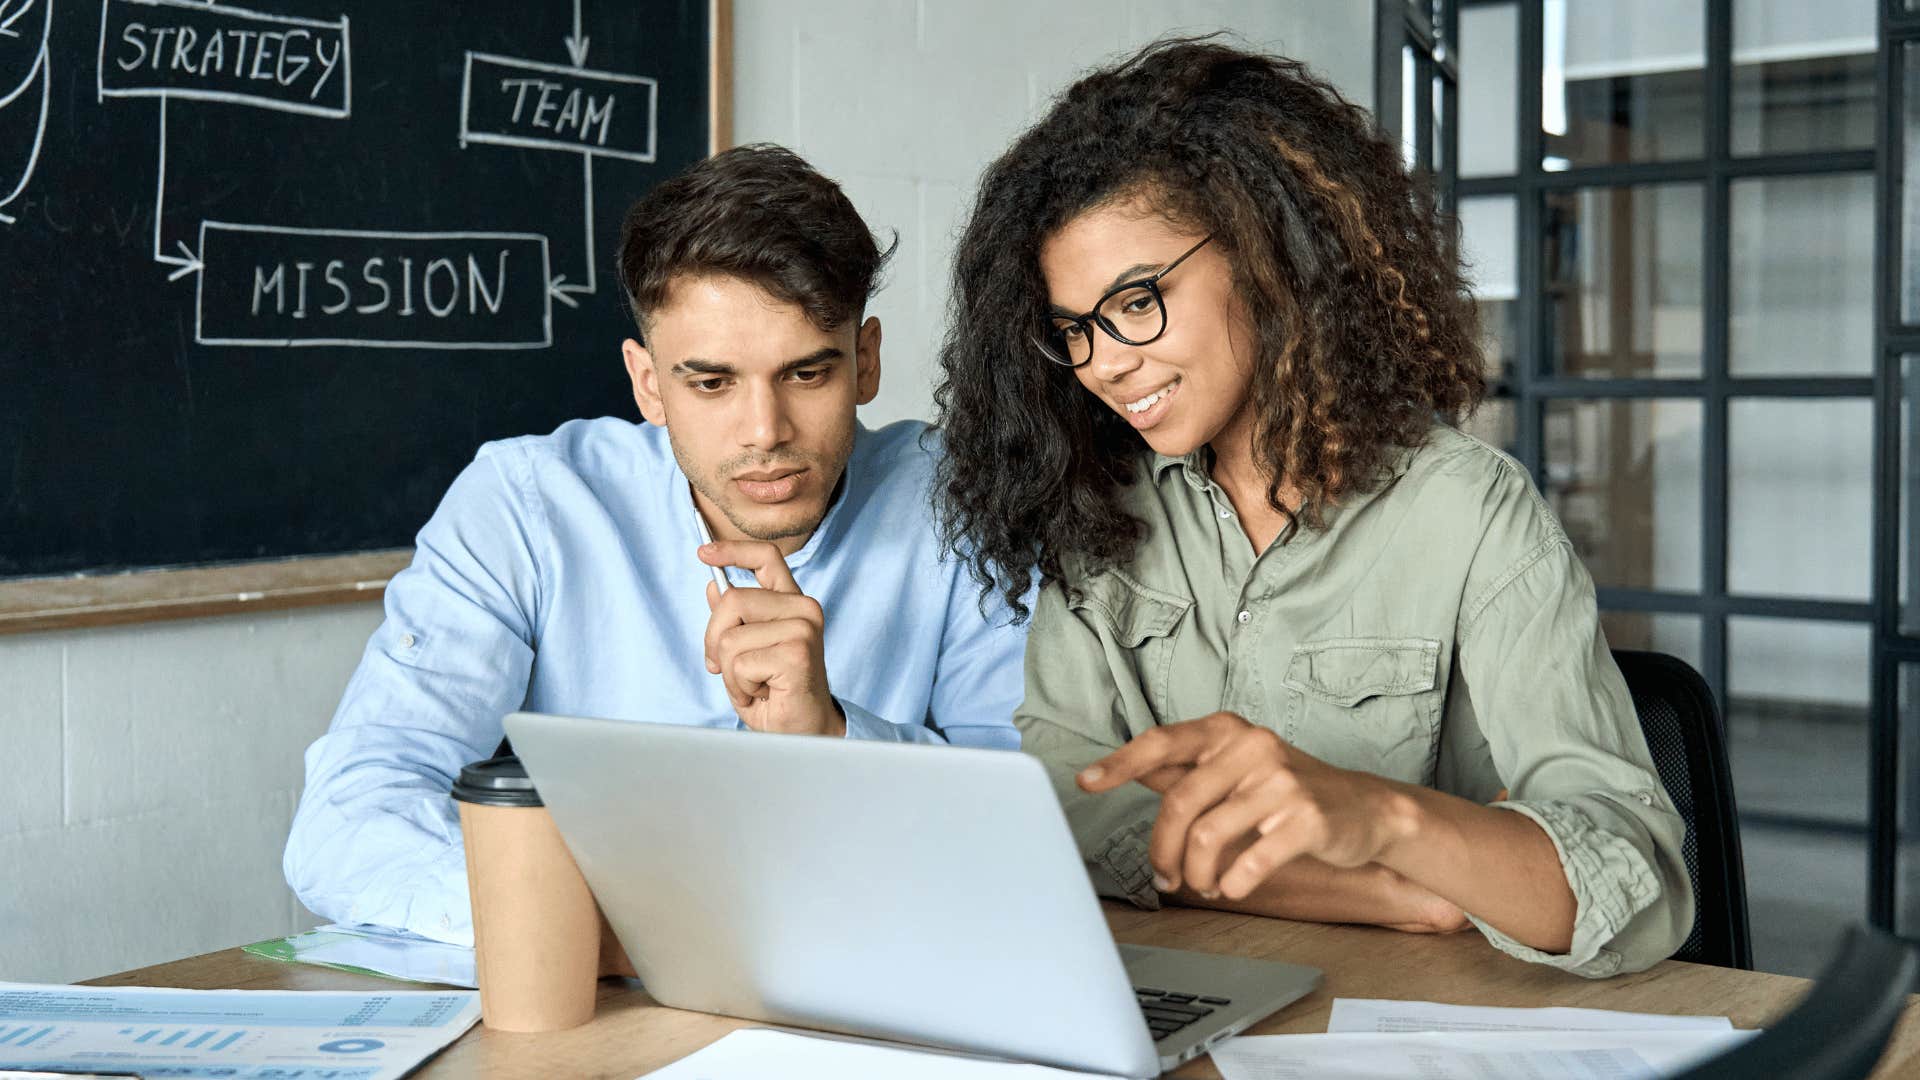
[1149,435,1423,489]
[1151,448,1211,488]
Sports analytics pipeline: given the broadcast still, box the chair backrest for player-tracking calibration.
[1675,924,1918,1079]
[1612,649,1752,970]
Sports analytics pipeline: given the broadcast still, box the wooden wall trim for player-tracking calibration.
[0,551,411,636]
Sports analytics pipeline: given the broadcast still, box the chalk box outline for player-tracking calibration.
[458,50,657,163]
[195,221,554,349]
[96,0,351,119]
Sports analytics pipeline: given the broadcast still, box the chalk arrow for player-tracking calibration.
[156,241,203,280]
[548,155,599,311]
[564,0,589,66]
[549,275,588,308]
[0,0,37,39]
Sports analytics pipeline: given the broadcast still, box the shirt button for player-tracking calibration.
[1636,791,1655,807]
[1236,610,1251,625]
[1219,509,1232,519]
[400,633,416,649]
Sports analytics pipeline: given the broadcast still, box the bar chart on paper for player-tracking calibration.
[0,983,479,1080]
[116,1026,251,1051]
[0,1025,53,1047]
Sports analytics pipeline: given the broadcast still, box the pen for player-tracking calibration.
[694,505,730,594]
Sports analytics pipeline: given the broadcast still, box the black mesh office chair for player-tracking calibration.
[1613,649,1753,970]
[1675,924,1918,1079]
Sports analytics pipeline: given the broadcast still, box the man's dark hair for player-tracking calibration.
[617,143,895,342]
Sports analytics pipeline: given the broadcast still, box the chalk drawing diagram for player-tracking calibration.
[458,0,658,310]
[74,0,663,348]
[0,0,52,225]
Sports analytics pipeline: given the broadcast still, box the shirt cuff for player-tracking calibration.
[837,697,925,743]
[396,843,475,947]
[1471,799,1661,978]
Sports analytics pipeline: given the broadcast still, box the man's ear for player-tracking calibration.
[854,316,882,407]
[623,338,668,426]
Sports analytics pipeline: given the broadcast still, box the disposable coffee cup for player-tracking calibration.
[452,755,600,1032]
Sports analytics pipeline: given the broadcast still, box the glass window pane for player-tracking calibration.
[1600,611,1703,672]
[1729,174,1874,377]
[1732,0,1876,155]
[1734,617,1870,976]
[1903,357,1920,634]
[1461,3,1518,177]
[1727,617,1871,823]
[1543,0,1705,167]
[1903,43,1920,323]
[1729,399,1873,601]
[1742,820,1866,976]
[1458,195,1517,381]
[1899,663,1920,939]
[1402,44,1420,171]
[1545,184,1704,378]
[1543,399,1702,592]
[1460,397,1516,454]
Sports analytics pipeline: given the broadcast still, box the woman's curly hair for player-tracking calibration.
[934,38,1485,621]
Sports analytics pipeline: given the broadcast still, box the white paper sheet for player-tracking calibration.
[287,924,478,988]
[638,1028,1132,1080]
[1327,998,1734,1034]
[1210,1030,1755,1080]
[0,982,480,1080]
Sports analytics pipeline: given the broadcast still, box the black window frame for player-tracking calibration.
[1378,0,1460,213]
[1442,0,1900,930]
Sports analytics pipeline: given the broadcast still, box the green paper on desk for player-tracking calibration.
[243,925,478,988]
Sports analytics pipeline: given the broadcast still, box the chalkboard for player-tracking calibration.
[0,0,724,577]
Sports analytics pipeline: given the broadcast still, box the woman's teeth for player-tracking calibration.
[1126,384,1173,414]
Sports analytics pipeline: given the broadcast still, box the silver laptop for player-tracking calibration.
[505,712,1322,1078]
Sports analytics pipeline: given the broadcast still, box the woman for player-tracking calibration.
[934,39,1691,977]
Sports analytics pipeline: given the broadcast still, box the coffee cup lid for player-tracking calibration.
[451,755,543,807]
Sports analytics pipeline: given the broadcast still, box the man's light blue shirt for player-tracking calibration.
[285,417,1027,944]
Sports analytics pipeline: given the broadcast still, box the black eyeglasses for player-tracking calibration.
[1033,235,1213,368]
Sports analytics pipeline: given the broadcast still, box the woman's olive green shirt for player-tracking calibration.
[1015,424,1693,978]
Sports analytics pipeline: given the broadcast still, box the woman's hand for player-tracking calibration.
[1078,712,1423,901]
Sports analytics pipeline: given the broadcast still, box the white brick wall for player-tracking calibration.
[1,606,381,982]
[0,2,1374,984]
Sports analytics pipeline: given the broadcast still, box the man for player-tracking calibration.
[284,145,1026,944]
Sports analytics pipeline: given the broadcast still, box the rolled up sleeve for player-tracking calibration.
[285,446,542,945]
[1457,537,1694,977]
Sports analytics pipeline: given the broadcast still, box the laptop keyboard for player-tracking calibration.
[1134,986,1233,1042]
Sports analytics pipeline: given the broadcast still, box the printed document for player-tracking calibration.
[1326,998,1734,1034]
[639,1028,1130,1079]
[0,982,480,1080]
[1210,1029,1754,1080]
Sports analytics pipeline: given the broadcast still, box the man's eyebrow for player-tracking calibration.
[777,346,843,373]
[670,347,842,377]
[1048,261,1166,316]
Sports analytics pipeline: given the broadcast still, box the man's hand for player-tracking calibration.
[698,540,845,737]
[1078,712,1420,901]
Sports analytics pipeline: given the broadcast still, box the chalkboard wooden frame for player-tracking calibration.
[1,0,735,624]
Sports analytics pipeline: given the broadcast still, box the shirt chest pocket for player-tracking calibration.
[1068,570,1192,726]
[1282,637,1444,783]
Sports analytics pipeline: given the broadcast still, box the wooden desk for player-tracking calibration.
[88,904,1920,1079]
